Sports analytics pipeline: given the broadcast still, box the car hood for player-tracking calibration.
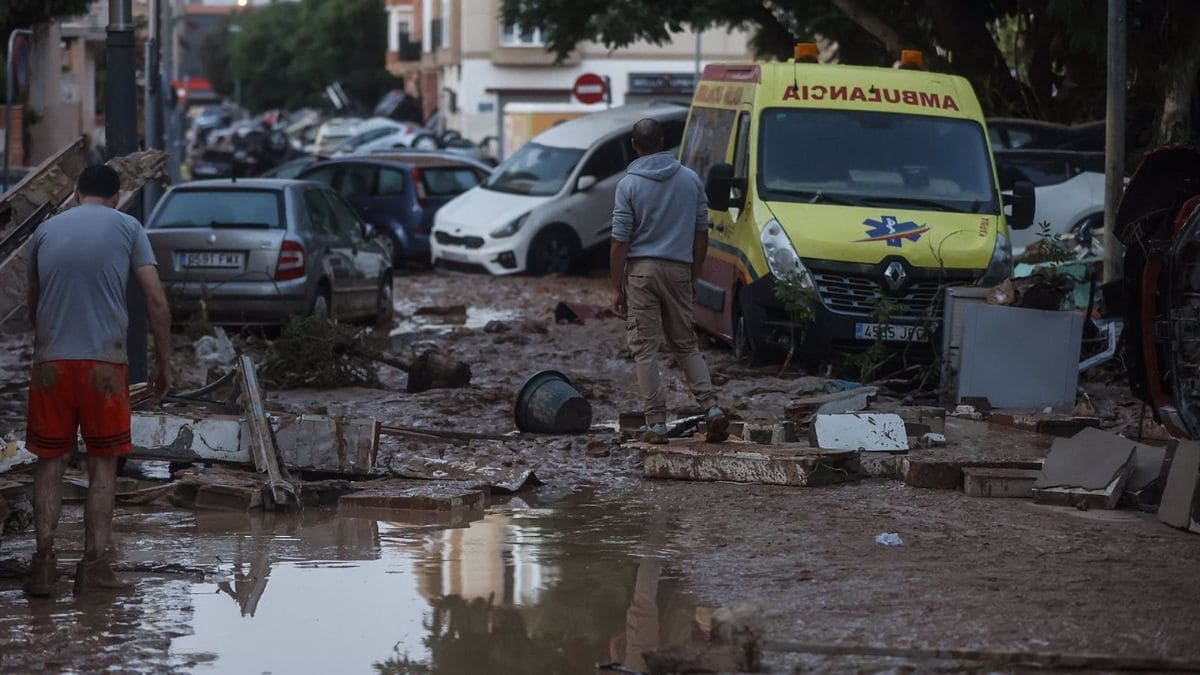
[766,202,1000,270]
[434,187,552,236]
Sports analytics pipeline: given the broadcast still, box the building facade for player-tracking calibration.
[385,0,751,157]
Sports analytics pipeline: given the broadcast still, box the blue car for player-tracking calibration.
[297,155,490,264]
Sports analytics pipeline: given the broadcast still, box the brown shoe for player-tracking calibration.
[24,551,57,598]
[73,555,134,595]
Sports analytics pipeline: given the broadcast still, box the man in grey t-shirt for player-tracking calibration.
[24,165,173,597]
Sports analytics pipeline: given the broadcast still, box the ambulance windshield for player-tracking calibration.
[484,143,586,196]
[759,108,999,214]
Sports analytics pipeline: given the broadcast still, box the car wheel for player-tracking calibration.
[374,274,394,330]
[527,226,579,276]
[310,284,331,319]
[732,294,766,365]
[412,134,439,151]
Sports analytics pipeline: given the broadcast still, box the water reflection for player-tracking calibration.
[1,492,703,674]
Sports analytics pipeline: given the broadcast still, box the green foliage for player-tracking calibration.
[260,314,383,389]
[227,0,398,112]
[198,21,234,99]
[1035,220,1073,265]
[773,274,818,326]
[848,295,910,383]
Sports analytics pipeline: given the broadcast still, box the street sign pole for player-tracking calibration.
[1102,0,1126,283]
[2,28,33,194]
[107,0,148,383]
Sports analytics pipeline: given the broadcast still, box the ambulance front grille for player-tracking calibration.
[812,273,943,319]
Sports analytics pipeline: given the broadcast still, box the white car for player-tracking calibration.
[331,117,440,157]
[995,149,1105,253]
[430,102,686,275]
[313,116,364,157]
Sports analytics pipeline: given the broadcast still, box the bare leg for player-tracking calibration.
[83,455,119,558]
[33,456,68,556]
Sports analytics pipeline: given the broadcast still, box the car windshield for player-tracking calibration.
[483,143,584,196]
[759,109,999,214]
[338,126,402,152]
[152,189,284,229]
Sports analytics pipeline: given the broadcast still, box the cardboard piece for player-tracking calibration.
[1158,441,1200,532]
[812,413,909,452]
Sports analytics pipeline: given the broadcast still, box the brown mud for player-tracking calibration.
[0,271,1198,672]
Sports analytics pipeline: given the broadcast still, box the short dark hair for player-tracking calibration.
[77,165,121,199]
[632,118,664,153]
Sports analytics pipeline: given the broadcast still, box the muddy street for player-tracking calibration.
[2,271,1199,673]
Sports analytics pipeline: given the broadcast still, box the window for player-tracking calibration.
[378,167,407,197]
[500,23,544,47]
[758,108,999,214]
[579,136,629,183]
[151,189,284,229]
[680,107,737,186]
[483,143,585,196]
[303,189,338,236]
[322,191,366,240]
[732,112,752,203]
[339,164,377,200]
[300,165,337,187]
[420,167,481,196]
[662,119,685,151]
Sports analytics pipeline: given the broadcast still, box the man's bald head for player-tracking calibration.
[631,118,664,156]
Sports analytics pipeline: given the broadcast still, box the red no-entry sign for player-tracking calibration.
[573,73,607,105]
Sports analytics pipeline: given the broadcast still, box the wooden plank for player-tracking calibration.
[236,355,295,507]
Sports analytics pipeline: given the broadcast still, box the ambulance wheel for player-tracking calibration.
[732,296,766,365]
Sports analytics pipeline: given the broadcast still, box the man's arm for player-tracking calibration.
[610,179,634,316]
[134,265,173,396]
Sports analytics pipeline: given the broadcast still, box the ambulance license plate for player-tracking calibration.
[855,323,928,342]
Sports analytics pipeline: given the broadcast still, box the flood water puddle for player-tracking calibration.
[0,491,702,674]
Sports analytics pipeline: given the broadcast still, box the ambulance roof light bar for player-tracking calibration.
[898,49,926,70]
[793,42,819,63]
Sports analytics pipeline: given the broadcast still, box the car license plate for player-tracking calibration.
[855,323,928,342]
[178,251,244,269]
[440,250,468,262]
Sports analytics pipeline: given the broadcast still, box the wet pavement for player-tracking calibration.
[0,490,701,674]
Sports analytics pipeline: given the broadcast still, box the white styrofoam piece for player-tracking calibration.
[814,413,909,452]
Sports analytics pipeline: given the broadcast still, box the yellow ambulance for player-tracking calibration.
[684,49,1034,361]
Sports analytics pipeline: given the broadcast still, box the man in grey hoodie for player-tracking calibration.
[610,118,729,444]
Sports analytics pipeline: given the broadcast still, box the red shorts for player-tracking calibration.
[26,360,132,458]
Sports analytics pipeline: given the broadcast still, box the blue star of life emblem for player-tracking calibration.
[859,215,929,248]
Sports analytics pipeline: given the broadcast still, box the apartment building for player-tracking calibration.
[385,0,751,157]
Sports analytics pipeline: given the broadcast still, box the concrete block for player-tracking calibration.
[859,453,901,478]
[641,443,861,487]
[1032,466,1134,510]
[962,468,1040,498]
[1159,441,1200,532]
[742,424,773,444]
[771,421,798,444]
[900,457,1045,490]
[813,413,909,452]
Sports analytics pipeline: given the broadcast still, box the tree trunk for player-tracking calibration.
[744,1,798,58]
[829,0,918,56]
[1155,5,1200,145]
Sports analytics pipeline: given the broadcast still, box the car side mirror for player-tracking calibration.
[1005,180,1036,230]
[576,175,597,192]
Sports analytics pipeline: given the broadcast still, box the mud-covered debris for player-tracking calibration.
[554,301,616,325]
[483,319,510,333]
[414,304,467,324]
[261,315,384,389]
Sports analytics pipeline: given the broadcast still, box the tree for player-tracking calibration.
[500,0,1200,148]
[198,19,234,99]
[1,0,91,103]
[226,0,398,113]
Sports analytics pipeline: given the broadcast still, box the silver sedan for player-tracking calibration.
[146,178,393,326]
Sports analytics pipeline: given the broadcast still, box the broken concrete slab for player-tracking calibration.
[338,481,487,525]
[1035,428,1141,493]
[988,412,1101,438]
[813,413,908,452]
[1032,464,1135,510]
[962,468,1041,498]
[1158,441,1200,533]
[898,417,1051,489]
[384,458,542,494]
[130,411,379,476]
[741,423,774,444]
[640,442,862,487]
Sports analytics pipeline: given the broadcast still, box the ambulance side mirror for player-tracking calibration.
[706,163,743,211]
[1005,180,1036,230]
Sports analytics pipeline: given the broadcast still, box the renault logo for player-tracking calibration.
[883,261,907,291]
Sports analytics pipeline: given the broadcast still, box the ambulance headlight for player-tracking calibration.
[978,229,1012,287]
[761,219,813,287]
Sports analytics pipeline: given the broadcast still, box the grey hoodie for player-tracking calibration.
[611,151,708,263]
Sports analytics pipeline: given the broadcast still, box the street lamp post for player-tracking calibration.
[2,28,33,194]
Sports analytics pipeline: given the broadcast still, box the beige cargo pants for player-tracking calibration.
[625,258,718,425]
